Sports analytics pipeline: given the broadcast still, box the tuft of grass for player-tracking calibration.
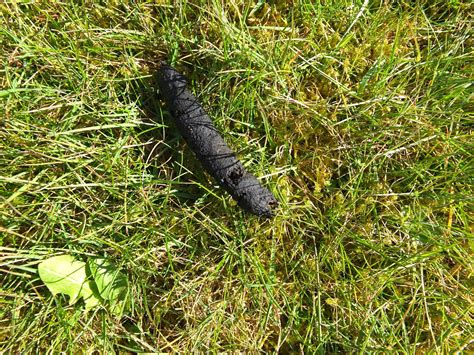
[1,1,472,352]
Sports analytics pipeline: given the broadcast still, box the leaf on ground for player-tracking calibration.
[88,258,129,315]
[38,255,100,310]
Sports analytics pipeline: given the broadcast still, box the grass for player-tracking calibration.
[0,0,472,352]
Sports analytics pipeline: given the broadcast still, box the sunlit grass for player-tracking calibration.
[1,1,472,352]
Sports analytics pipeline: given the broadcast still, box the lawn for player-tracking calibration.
[1,0,472,352]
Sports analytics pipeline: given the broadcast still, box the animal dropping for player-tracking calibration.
[156,63,278,218]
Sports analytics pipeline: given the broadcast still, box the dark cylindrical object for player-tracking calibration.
[156,63,277,217]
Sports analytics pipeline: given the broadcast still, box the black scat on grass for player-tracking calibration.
[156,63,278,218]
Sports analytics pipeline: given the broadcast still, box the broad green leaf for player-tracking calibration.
[88,258,129,315]
[38,255,100,310]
